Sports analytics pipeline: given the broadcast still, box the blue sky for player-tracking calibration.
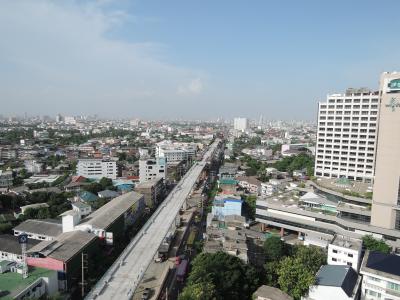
[1,0,400,120]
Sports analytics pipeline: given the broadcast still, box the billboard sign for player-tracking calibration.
[387,78,400,93]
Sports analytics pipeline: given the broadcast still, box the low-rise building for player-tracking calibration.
[24,160,43,174]
[0,234,40,263]
[27,230,99,291]
[71,201,92,217]
[360,251,400,300]
[328,236,362,271]
[261,182,278,197]
[253,285,293,300]
[218,178,238,194]
[134,178,165,208]
[97,189,119,199]
[76,191,145,243]
[0,267,58,299]
[211,195,242,219]
[77,158,117,180]
[255,179,400,250]
[303,265,361,300]
[13,219,63,241]
[0,170,13,189]
[218,163,238,180]
[237,176,261,195]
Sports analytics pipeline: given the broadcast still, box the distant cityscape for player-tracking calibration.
[0,71,399,300]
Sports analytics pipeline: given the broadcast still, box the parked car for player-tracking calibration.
[141,288,151,300]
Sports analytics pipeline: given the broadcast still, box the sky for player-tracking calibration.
[1,0,400,121]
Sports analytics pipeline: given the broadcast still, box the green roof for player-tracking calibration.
[219,179,238,185]
[79,191,98,202]
[0,267,54,299]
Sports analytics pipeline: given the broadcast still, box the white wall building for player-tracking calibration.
[77,159,117,180]
[139,157,167,183]
[261,182,278,197]
[328,236,362,271]
[64,116,76,125]
[234,117,249,132]
[304,265,361,300]
[24,160,43,174]
[315,88,379,183]
[155,141,197,163]
[0,170,13,188]
[360,251,400,300]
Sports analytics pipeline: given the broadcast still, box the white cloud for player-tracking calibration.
[177,78,204,95]
[0,0,204,117]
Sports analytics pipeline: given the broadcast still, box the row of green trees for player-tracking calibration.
[179,240,327,300]
[273,153,314,176]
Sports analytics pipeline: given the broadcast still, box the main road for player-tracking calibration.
[86,139,221,300]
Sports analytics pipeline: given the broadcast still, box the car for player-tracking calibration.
[141,288,151,300]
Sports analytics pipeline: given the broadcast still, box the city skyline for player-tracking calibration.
[1,0,400,119]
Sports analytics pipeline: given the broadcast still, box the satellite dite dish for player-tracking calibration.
[18,233,28,244]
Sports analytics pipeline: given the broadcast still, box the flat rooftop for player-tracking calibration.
[13,219,62,238]
[260,191,338,216]
[331,235,362,250]
[80,191,143,230]
[0,234,40,255]
[312,178,373,198]
[27,230,97,262]
[362,251,400,281]
[0,267,54,299]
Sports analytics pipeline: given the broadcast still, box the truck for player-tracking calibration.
[176,259,188,282]
[186,228,198,250]
[155,230,176,262]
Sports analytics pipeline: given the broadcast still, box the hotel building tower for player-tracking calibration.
[315,89,380,183]
[371,72,400,229]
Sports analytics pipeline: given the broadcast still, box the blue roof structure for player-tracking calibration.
[366,251,400,277]
[316,265,358,298]
[79,191,98,202]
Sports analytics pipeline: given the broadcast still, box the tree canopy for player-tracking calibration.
[277,245,326,300]
[179,252,260,300]
[362,235,391,254]
[273,153,314,176]
[263,236,285,262]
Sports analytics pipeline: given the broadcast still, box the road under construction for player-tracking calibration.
[86,139,223,300]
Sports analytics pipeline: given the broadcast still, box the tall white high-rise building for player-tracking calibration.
[234,117,249,132]
[314,88,379,183]
[77,159,117,179]
[371,72,400,229]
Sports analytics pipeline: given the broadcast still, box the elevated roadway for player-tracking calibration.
[86,139,221,300]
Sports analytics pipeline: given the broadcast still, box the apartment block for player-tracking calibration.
[234,117,249,132]
[77,159,117,180]
[315,89,379,183]
[360,251,400,300]
[328,236,362,272]
[139,157,167,183]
